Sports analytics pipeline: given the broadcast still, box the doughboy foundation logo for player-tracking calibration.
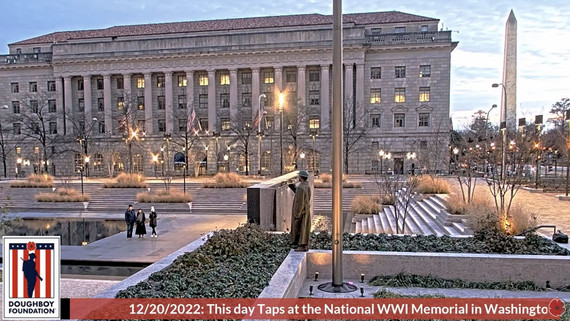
[3,236,60,320]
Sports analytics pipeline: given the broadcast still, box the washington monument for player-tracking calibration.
[501,10,517,130]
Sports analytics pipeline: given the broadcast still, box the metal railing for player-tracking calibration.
[1,53,53,64]
[366,31,452,45]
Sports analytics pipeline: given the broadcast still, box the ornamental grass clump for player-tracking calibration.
[416,175,450,194]
[102,173,147,188]
[115,224,290,298]
[202,172,249,188]
[11,173,54,188]
[350,195,381,214]
[315,173,361,188]
[36,188,90,202]
[137,190,192,203]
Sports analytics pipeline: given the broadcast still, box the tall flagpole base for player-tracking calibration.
[317,282,357,293]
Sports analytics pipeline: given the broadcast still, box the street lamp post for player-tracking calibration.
[213,132,220,172]
[163,133,171,174]
[152,154,158,178]
[16,157,22,178]
[492,83,507,181]
[257,94,266,176]
[300,152,305,169]
[279,92,284,175]
[453,147,460,174]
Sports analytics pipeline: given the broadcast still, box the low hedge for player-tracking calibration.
[116,224,290,298]
[36,188,90,202]
[137,191,192,203]
[310,231,570,255]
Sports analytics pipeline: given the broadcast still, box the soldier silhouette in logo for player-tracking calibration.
[22,253,43,298]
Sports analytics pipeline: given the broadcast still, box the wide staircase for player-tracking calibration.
[352,191,472,237]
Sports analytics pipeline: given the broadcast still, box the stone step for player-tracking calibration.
[355,220,362,234]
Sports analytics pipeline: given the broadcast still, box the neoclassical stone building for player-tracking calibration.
[0,11,456,177]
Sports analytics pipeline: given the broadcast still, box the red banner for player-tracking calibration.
[69,298,565,320]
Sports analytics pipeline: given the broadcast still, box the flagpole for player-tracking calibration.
[257,94,266,176]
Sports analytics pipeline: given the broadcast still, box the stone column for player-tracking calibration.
[165,72,174,134]
[251,68,260,123]
[83,75,93,135]
[229,69,238,121]
[55,77,64,135]
[355,64,365,126]
[103,74,113,135]
[320,65,330,130]
[297,66,306,107]
[144,73,153,134]
[185,70,194,110]
[123,74,133,127]
[207,70,216,132]
[63,76,73,135]
[344,64,354,107]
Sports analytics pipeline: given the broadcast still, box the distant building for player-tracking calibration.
[0,11,457,177]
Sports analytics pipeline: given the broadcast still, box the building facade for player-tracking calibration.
[0,11,456,177]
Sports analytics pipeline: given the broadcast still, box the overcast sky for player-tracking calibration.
[1,0,569,129]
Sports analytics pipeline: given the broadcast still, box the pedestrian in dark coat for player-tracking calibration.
[135,209,147,238]
[124,204,136,238]
[149,206,158,237]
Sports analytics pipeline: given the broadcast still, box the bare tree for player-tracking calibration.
[283,100,310,171]
[373,173,419,234]
[343,100,368,174]
[229,111,256,175]
[12,92,59,173]
[0,121,21,178]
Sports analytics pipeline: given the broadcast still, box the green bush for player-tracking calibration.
[116,224,290,298]
[310,231,570,256]
[11,174,54,188]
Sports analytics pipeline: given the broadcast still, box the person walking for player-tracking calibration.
[135,208,147,238]
[289,170,311,252]
[124,204,136,239]
[149,206,158,237]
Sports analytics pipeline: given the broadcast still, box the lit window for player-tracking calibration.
[419,113,430,127]
[220,74,230,85]
[157,76,165,88]
[309,90,320,105]
[117,97,125,110]
[137,77,145,88]
[16,147,21,154]
[199,74,208,86]
[394,113,405,127]
[309,117,320,130]
[394,88,406,103]
[94,154,104,172]
[34,147,40,154]
[419,65,431,78]
[309,70,320,82]
[263,72,274,84]
[178,76,187,87]
[371,114,381,128]
[221,118,231,131]
[371,67,381,79]
[220,93,230,108]
[11,83,19,93]
[29,82,37,92]
[370,88,381,104]
[395,66,406,78]
[419,87,430,102]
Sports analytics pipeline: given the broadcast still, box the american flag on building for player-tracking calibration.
[8,242,55,298]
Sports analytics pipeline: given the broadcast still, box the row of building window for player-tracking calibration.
[370,112,431,128]
[9,64,431,95]
[370,65,431,80]
[370,87,431,104]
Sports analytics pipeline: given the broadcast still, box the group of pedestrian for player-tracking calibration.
[124,204,158,239]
